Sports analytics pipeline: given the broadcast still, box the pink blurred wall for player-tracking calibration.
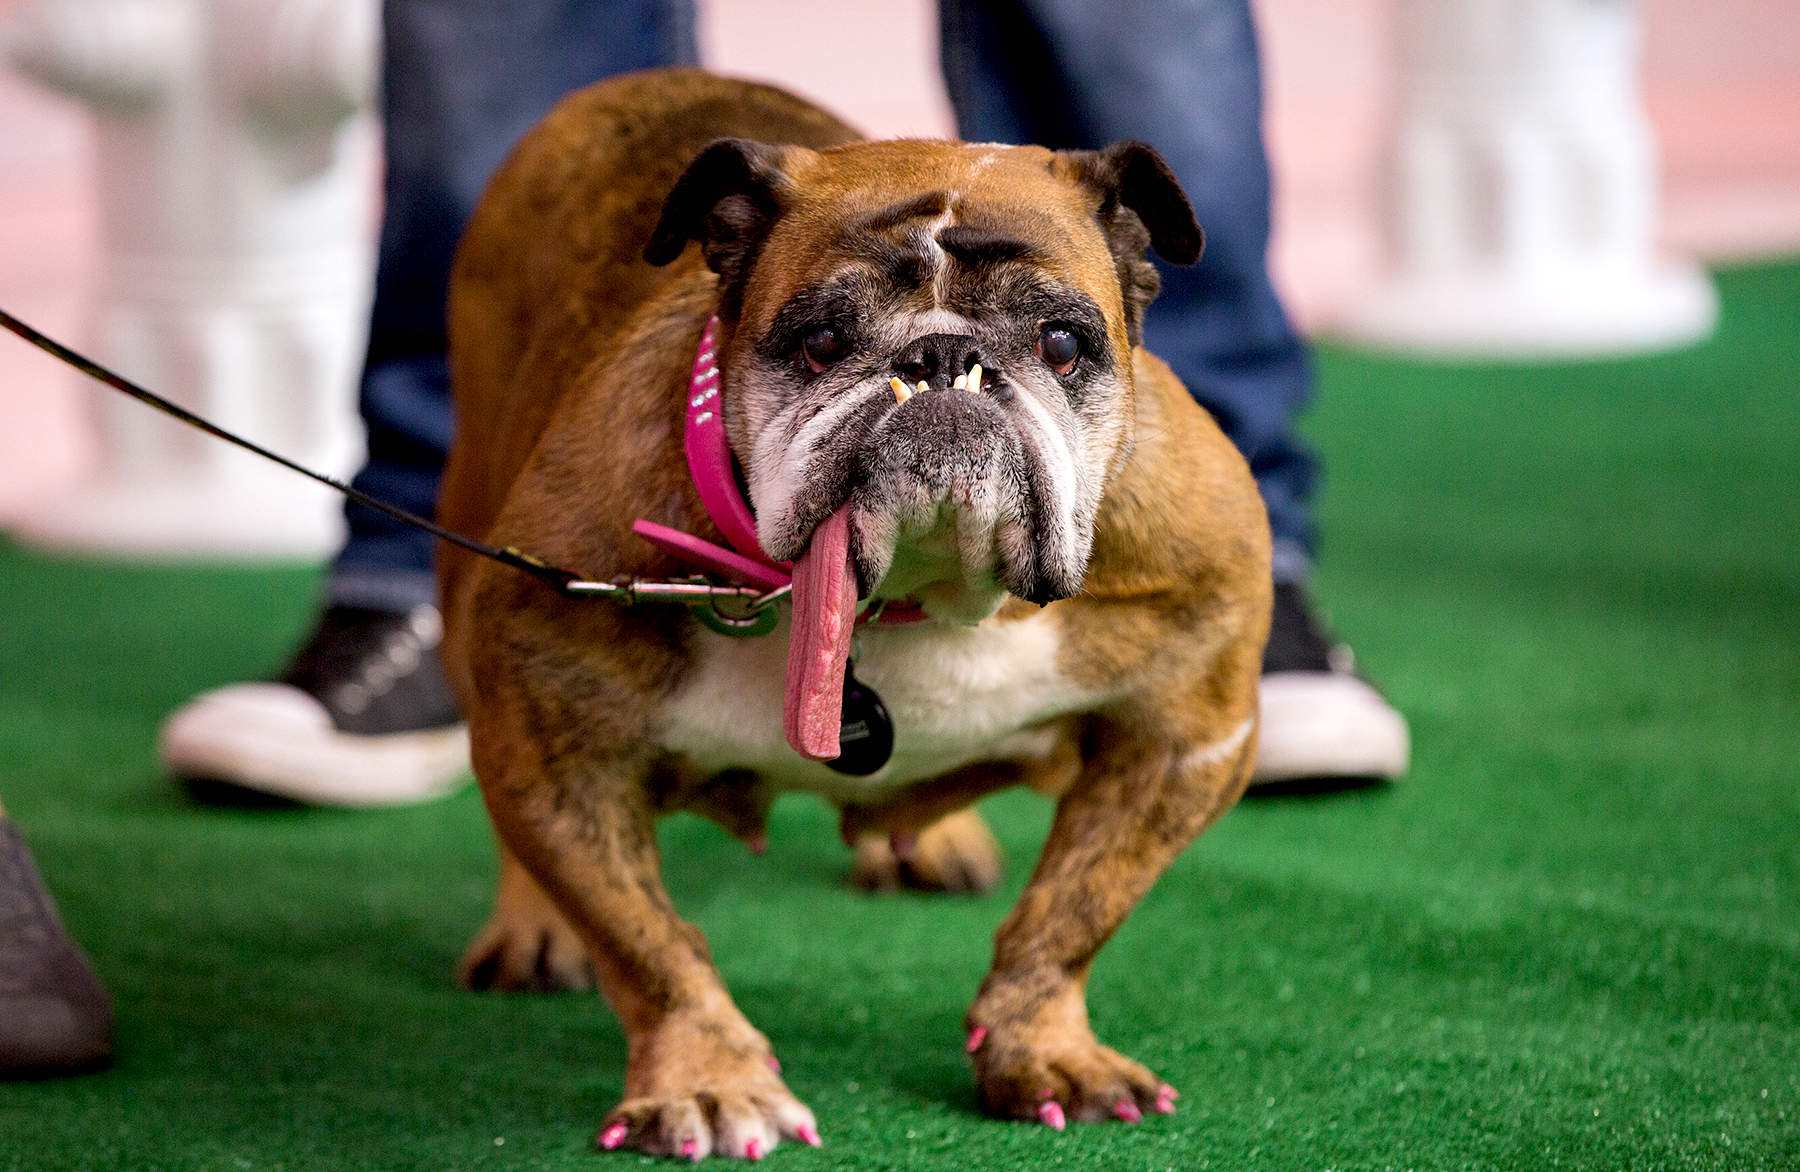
[2,0,1797,524]
[0,51,96,522]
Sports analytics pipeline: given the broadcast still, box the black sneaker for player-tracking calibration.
[1254,583,1409,783]
[158,605,471,807]
[0,817,112,1077]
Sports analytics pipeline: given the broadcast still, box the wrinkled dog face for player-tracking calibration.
[742,191,1127,620]
[646,139,1202,622]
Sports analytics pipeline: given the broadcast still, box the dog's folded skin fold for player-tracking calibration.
[437,68,1270,1157]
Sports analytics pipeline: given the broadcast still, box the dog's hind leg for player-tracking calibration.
[458,842,594,992]
[850,808,1004,894]
[842,731,1082,894]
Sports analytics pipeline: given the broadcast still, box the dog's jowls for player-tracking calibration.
[437,68,1270,1160]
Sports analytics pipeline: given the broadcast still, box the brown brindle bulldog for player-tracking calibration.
[437,68,1270,1161]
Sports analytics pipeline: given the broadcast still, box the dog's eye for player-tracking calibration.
[1037,325,1080,376]
[802,327,849,373]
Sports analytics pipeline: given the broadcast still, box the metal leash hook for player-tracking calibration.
[562,576,790,637]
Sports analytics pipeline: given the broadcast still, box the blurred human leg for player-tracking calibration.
[334,0,700,612]
[159,0,699,805]
[941,0,1408,781]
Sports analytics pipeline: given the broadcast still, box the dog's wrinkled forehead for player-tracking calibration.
[748,142,1126,335]
[644,136,1200,345]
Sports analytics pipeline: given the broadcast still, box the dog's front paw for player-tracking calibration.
[967,980,1175,1128]
[851,808,1003,893]
[600,1014,820,1160]
[458,858,593,992]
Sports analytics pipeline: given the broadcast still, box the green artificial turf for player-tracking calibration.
[2,259,1798,1171]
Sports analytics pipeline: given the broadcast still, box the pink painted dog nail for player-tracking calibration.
[680,1137,699,1159]
[599,1121,627,1150]
[1155,1085,1179,1114]
[965,1026,987,1053]
[767,1054,781,1073]
[1115,1099,1142,1123]
[1037,1101,1067,1131]
[798,1124,823,1148]
[745,1137,763,1161]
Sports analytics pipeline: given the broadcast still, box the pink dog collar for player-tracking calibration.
[677,316,789,575]
[632,315,792,589]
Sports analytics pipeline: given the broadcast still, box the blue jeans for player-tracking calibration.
[330,0,1314,610]
[330,0,699,610]
[940,0,1317,581]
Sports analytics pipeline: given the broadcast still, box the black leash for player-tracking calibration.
[0,307,579,591]
[0,307,788,629]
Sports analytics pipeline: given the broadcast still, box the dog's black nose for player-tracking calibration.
[892,333,986,392]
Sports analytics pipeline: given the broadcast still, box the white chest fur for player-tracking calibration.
[652,610,1114,797]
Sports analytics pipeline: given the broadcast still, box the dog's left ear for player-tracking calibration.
[645,138,801,309]
[1055,141,1203,344]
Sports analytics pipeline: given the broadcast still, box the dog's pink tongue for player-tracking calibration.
[784,503,856,762]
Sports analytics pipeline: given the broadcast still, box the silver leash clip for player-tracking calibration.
[562,576,789,637]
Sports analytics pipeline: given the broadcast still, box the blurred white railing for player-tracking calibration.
[3,0,377,558]
[1338,0,1717,357]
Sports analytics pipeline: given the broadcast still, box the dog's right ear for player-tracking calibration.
[644,138,797,293]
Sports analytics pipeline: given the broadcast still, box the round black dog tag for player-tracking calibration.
[827,663,894,776]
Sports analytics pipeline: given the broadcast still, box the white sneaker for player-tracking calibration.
[1254,583,1410,784]
[1254,672,1410,783]
[159,605,472,807]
